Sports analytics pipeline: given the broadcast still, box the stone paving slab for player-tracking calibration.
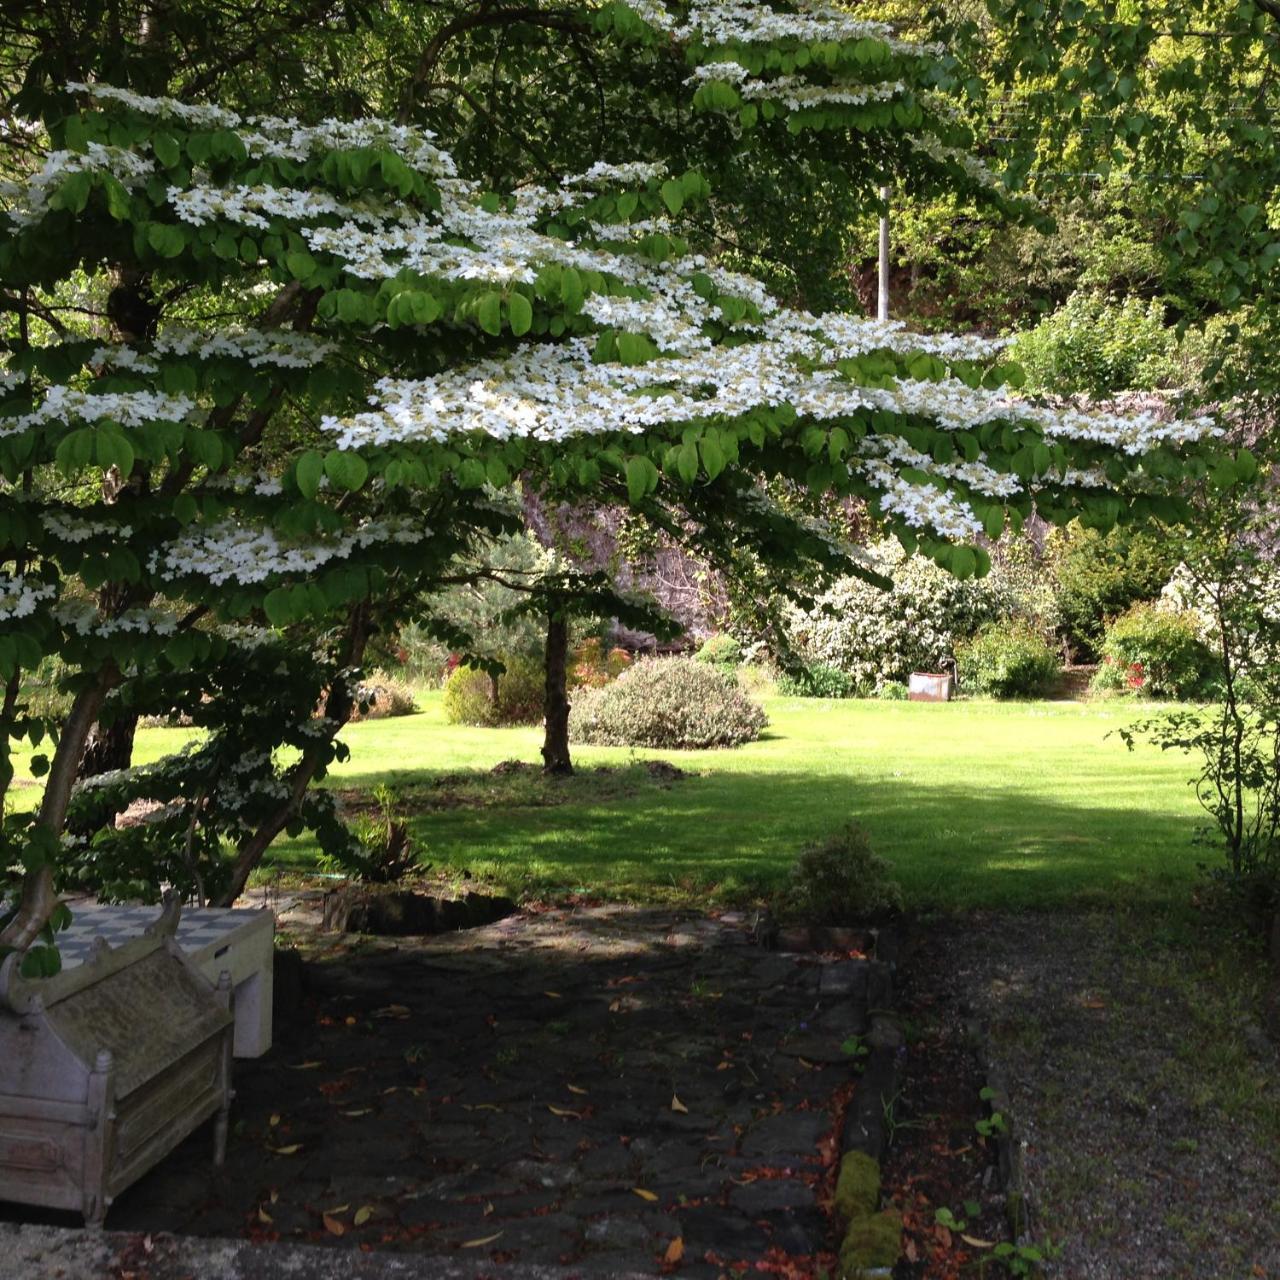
[3,904,874,1277]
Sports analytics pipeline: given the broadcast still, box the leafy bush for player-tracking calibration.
[350,669,419,720]
[784,539,1005,690]
[696,633,743,671]
[569,638,632,689]
[786,822,903,922]
[957,624,1061,698]
[1009,290,1182,396]
[877,682,909,701]
[569,657,767,749]
[1090,602,1214,699]
[1049,522,1181,659]
[442,654,545,726]
[777,662,857,698]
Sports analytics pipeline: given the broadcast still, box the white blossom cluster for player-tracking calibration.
[860,459,984,540]
[41,511,133,542]
[3,385,196,436]
[908,133,1002,192]
[0,369,27,391]
[625,0,940,58]
[0,575,56,621]
[66,82,457,178]
[55,599,180,637]
[67,81,241,128]
[152,516,428,585]
[92,328,337,372]
[0,142,154,227]
[688,64,908,111]
[562,161,669,187]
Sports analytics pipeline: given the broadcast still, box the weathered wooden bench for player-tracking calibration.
[58,902,274,1058]
[0,896,234,1226]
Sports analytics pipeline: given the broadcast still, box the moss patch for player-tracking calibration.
[834,1149,881,1224]
[839,1208,902,1275]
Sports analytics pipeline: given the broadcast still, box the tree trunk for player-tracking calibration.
[214,606,369,907]
[77,712,139,781]
[541,610,573,776]
[0,668,116,952]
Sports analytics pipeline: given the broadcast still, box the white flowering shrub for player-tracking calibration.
[784,539,1007,689]
[0,3,1241,961]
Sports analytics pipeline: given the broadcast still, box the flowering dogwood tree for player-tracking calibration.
[0,1,1234,966]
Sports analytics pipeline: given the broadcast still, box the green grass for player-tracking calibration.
[10,692,1210,909]
[266,693,1207,908]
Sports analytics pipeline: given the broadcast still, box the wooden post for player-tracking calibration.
[83,1049,115,1228]
[213,971,234,1166]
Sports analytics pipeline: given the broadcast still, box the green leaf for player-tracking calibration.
[263,587,295,626]
[152,132,181,168]
[625,455,658,504]
[699,434,726,481]
[323,448,368,491]
[477,292,503,336]
[507,292,533,337]
[296,449,325,498]
[677,441,699,484]
[660,179,685,215]
[982,505,1005,540]
[286,250,315,281]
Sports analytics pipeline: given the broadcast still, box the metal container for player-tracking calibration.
[908,671,954,702]
[0,895,233,1225]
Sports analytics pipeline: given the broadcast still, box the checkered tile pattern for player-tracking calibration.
[57,905,263,969]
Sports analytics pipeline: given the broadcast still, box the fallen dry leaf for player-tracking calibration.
[287,1061,322,1071]
[461,1231,504,1248]
[663,1237,685,1264]
[567,1083,588,1095]
[354,1206,375,1227]
[266,1143,303,1155]
[547,1104,581,1118]
[268,1113,281,1128]
[962,1234,996,1249]
[543,991,562,999]
[325,1204,350,1214]
[670,1094,689,1114]
[632,1188,659,1202]
[256,1207,273,1225]
[322,1214,345,1237]
[341,1108,373,1117]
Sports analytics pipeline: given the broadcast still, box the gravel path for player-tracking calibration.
[908,911,1280,1280]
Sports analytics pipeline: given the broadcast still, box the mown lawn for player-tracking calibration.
[30,690,1204,911]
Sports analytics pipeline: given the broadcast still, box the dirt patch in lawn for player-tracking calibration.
[335,760,691,818]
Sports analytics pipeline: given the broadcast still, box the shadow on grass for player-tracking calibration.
[266,763,1203,913]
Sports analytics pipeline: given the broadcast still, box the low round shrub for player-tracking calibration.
[569,656,767,749]
[1090,602,1215,699]
[442,654,544,726]
[351,669,419,720]
[696,633,743,671]
[786,822,903,922]
[957,624,1061,699]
